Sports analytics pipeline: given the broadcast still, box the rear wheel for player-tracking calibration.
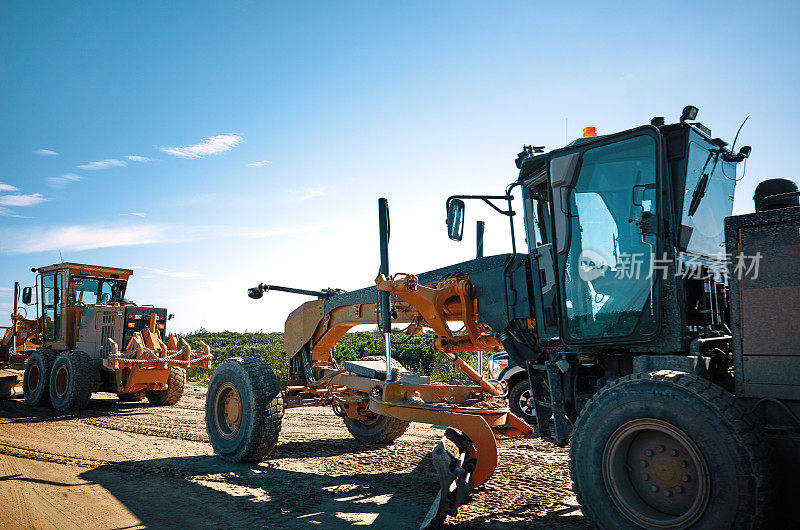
[146,367,185,406]
[23,348,58,406]
[570,370,771,529]
[205,357,284,462]
[50,351,94,411]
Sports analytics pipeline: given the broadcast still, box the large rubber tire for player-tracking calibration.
[146,367,185,406]
[508,378,537,425]
[118,390,146,402]
[570,370,771,530]
[50,351,94,411]
[341,355,410,444]
[343,414,410,444]
[23,348,58,406]
[205,357,284,462]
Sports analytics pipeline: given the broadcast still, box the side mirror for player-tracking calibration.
[446,199,465,241]
[168,314,174,320]
[22,287,32,305]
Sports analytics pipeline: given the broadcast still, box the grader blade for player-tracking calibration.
[420,428,473,530]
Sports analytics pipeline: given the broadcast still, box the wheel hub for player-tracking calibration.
[603,418,710,529]
[28,363,41,392]
[54,365,69,399]
[214,382,242,439]
[519,389,535,416]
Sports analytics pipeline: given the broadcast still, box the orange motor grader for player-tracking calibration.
[0,262,210,410]
[203,200,533,528]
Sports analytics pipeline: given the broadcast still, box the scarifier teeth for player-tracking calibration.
[419,428,472,530]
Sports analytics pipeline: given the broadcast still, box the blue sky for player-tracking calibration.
[1,1,798,332]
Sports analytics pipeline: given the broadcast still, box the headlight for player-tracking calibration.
[488,357,508,380]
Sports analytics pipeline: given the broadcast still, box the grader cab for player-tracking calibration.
[204,106,800,527]
[0,262,211,410]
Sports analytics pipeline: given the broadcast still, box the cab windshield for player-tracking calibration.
[680,138,736,257]
[68,276,127,306]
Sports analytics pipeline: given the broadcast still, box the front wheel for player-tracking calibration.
[570,370,771,529]
[205,357,284,462]
[343,413,410,444]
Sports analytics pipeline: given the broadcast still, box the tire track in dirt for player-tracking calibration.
[0,440,291,527]
[80,416,209,442]
[0,452,41,528]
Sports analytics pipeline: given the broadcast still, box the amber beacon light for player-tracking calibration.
[583,126,597,138]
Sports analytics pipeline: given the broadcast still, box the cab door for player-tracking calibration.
[41,272,62,342]
[547,127,662,344]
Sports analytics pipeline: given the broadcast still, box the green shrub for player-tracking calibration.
[182,330,485,384]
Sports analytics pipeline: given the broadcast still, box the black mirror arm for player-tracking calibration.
[446,194,515,217]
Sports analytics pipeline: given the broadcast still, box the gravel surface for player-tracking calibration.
[0,383,588,529]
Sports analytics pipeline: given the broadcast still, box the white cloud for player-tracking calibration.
[46,173,84,187]
[0,221,327,254]
[160,134,242,159]
[120,212,146,217]
[0,207,25,217]
[77,159,127,170]
[1,224,168,253]
[0,193,47,207]
[247,160,272,167]
[135,266,201,278]
[125,155,152,162]
[0,182,19,192]
[33,149,59,156]
[289,188,324,202]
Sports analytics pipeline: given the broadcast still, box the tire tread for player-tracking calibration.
[570,370,772,529]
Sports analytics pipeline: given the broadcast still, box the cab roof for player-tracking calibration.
[36,262,133,280]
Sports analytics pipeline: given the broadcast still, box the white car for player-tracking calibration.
[486,352,535,425]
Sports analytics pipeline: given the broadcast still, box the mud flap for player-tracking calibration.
[420,428,473,529]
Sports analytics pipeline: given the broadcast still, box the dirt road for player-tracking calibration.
[0,383,588,529]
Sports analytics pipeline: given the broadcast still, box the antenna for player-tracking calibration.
[565,118,568,145]
[58,249,63,262]
[730,115,749,153]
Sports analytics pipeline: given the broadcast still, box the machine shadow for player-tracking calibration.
[79,453,439,529]
[78,452,584,528]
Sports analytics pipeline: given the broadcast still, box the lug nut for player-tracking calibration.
[650,485,659,493]
[640,460,648,468]
[641,473,650,481]
[670,449,679,456]
[682,474,691,482]
[645,449,654,456]
[664,490,673,497]
[657,444,665,453]
[680,460,689,468]
[676,486,685,493]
